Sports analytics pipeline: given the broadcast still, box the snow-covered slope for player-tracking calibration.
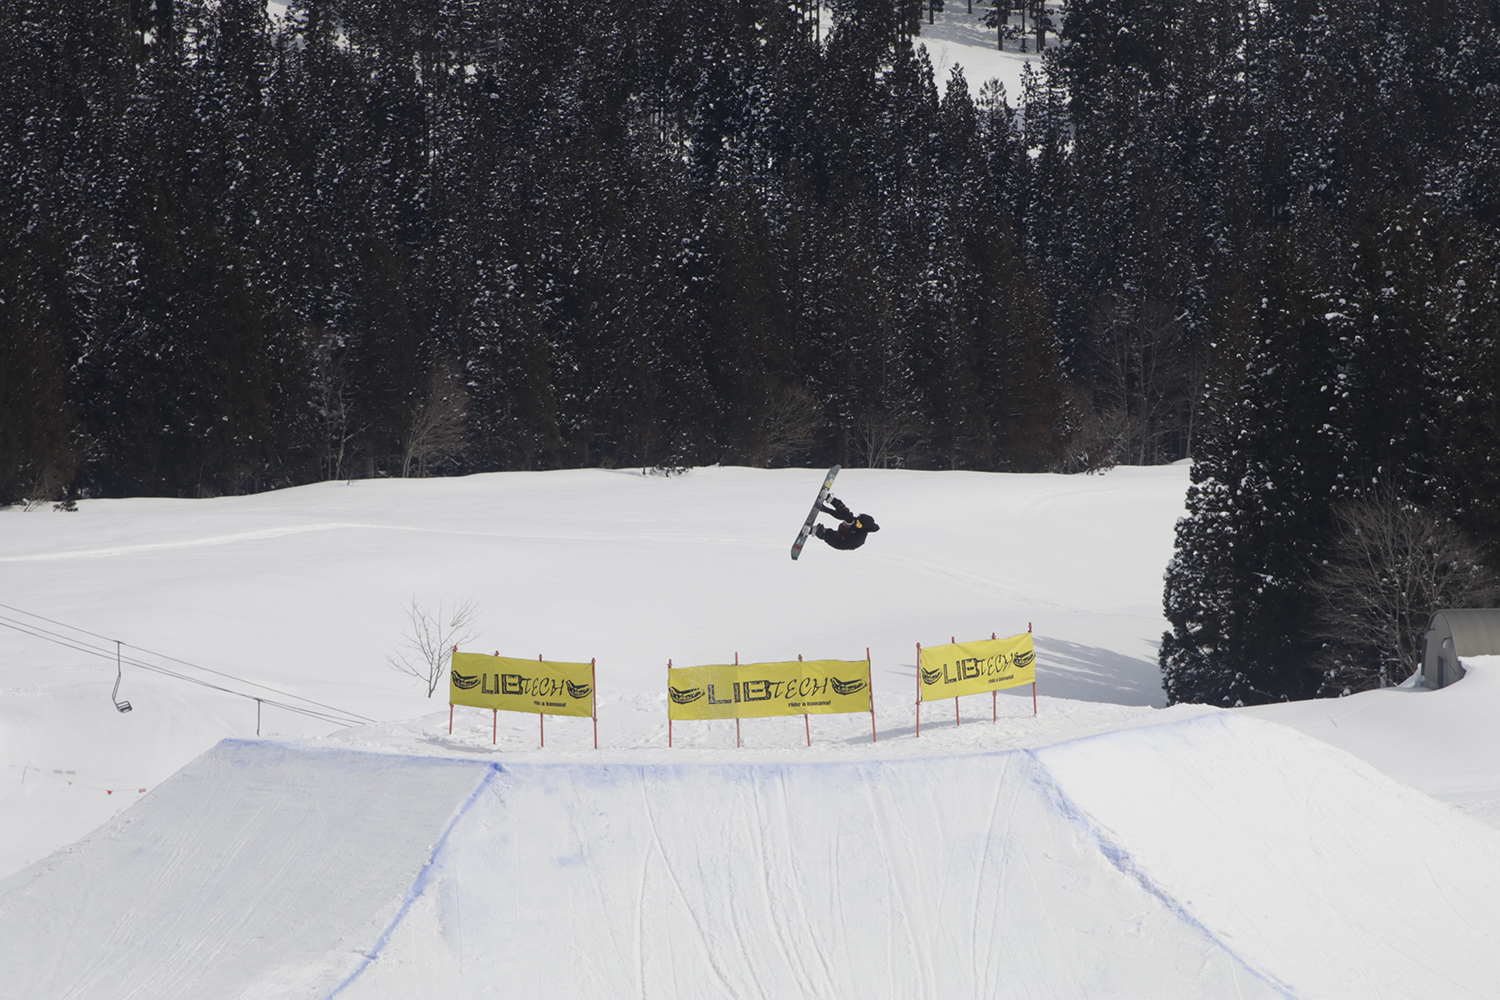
[0,465,1183,877]
[0,741,489,1000]
[6,712,1500,999]
[1241,654,1500,829]
[6,464,1500,997]
[913,5,1049,98]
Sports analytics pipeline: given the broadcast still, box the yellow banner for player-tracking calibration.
[668,659,871,721]
[918,633,1035,702]
[449,651,594,718]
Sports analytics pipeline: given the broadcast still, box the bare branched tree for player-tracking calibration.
[763,384,824,467]
[20,463,72,511]
[1057,385,1117,474]
[308,328,366,482]
[1091,294,1190,466]
[854,408,920,469]
[388,597,481,697]
[1309,493,1500,692]
[402,362,469,478]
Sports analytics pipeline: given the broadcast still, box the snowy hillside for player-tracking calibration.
[9,714,1500,1000]
[4,465,1500,997]
[0,466,1184,877]
[912,4,1052,97]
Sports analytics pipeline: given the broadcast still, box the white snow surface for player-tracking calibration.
[1241,653,1500,829]
[3,464,1500,997]
[912,4,1052,99]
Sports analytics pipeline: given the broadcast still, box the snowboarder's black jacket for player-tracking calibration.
[815,497,879,550]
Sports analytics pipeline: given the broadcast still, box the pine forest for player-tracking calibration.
[5,0,1500,704]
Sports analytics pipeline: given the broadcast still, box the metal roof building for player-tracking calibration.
[1421,609,1500,689]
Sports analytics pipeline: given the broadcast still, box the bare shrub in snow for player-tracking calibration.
[388,597,481,697]
[762,384,824,467]
[854,408,920,469]
[1310,493,1500,693]
[20,464,72,511]
[402,363,468,478]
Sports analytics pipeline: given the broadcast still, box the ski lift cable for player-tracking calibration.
[0,602,117,643]
[0,613,368,726]
[0,616,370,728]
[0,602,373,720]
[0,618,363,727]
[0,603,375,723]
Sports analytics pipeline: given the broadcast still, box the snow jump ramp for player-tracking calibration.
[3,713,1500,999]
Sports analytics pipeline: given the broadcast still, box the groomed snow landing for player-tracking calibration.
[0,741,492,1000]
[1033,713,1500,999]
[346,750,1282,1000]
[9,711,1500,999]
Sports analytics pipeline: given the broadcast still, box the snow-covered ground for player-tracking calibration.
[262,1,1044,100]
[4,464,1500,997]
[912,3,1053,98]
[0,465,1183,877]
[1242,654,1500,830]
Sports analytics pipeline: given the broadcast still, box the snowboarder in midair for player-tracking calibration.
[813,497,880,551]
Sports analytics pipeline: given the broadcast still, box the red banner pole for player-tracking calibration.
[805,712,811,747]
[539,653,544,748]
[592,658,598,750]
[797,653,809,746]
[951,637,960,728]
[867,646,877,743]
[488,650,499,744]
[668,660,673,748]
[992,633,998,722]
[915,643,921,737]
[1030,622,1037,715]
[735,652,740,749]
[449,703,454,735]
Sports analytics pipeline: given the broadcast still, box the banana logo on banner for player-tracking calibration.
[918,633,1035,702]
[450,651,594,717]
[668,659,871,721]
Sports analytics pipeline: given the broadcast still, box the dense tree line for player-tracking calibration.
[5,1,1500,701]
[1,0,1072,502]
[1084,0,1500,703]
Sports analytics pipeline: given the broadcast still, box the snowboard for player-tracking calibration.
[790,465,840,560]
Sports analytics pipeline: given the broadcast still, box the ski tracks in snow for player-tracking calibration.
[12,722,1500,998]
[1017,748,1301,1000]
